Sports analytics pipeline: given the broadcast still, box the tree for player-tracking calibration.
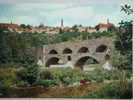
[95,25,100,31]
[72,25,78,32]
[111,4,132,70]
[39,23,44,27]
[0,27,12,64]
[121,4,133,15]
[20,24,27,28]
[15,62,39,85]
[108,25,117,32]
[110,50,129,69]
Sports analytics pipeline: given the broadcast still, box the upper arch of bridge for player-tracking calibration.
[44,38,113,55]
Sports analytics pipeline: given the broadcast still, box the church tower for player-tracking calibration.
[61,18,64,30]
[61,18,63,27]
[107,18,110,24]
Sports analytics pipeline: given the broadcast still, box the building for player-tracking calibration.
[95,23,115,32]
[0,19,116,34]
[95,19,115,32]
[87,26,97,33]
[0,23,22,33]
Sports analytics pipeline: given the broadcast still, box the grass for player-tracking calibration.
[83,80,132,99]
[0,67,132,98]
[84,64,101,68]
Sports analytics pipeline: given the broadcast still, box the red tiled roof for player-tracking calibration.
[0,23,19,28]
[97,23,114,27]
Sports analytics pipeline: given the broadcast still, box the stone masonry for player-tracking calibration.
[31,37,113,69]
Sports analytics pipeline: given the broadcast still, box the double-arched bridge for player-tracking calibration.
[31,38,113,69]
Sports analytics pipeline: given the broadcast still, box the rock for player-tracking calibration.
[37,59,43,66]
[72,82,80,86]
[102,61,112,70]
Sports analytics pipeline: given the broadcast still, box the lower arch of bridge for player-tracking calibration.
[74,56,99,69]
[45,57,59,67]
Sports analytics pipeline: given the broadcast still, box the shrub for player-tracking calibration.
[124,71,132,79]
[0,83,10,96]
[0,75,4,82]
[15,63,39,85]
[61,77,73,86]
[110,50,130,70]
[16,81,29,87]
[34,80,57,87]
[40,71,53,80]
[89,75,104,82]
[83,81,132,99]
[102,70,113,80]
[59,71,75,86]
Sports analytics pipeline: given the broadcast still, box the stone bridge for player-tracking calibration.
[31,38,113,69]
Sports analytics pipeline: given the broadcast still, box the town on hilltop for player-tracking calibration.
[0,19,116,34]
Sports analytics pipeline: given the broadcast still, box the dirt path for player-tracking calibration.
[37,82,102,98]
[5,82,102,98]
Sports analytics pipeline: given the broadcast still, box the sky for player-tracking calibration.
[0,0,132,26]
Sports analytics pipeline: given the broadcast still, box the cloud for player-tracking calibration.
[45,6,94,26]
[0,0,117,3]
[0,0,132,4]
[0,2,132,26]
[0,3,95,26]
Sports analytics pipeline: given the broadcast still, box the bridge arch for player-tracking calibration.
[49,49,58,54]
[78,47,89,53]
[63,48,72,54]
[96,45,107,53]
[74,56,99,69]
[45,57,59,67]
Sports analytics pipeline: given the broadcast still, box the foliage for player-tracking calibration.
[110,50,129,69]
[34,79,60,87]
[83,81,132,99]
[115,21,132,55]
[0,27,37,67]
[20,24,31,29]
[33,68,131,87]
[0,83,10,96]
[0,74,4,82]
[121,4,133,15]
[39,70,54,80]
[58,71,75,85]
[111,4,132,70]
[14,63,39,85]
[85,59,98,65]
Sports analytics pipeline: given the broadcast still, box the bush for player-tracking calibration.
[83,81,132,99]
[99,70,131,81]
[16,81,29,87]
[88,75,104,82]
[0,83,10,96]
[0,75,4,82]
[14,63,39,85]
[124,71,132,79]
[34,80,58,87]
[102,70,113,80]
[59,71,76,86]
[40,71,53,80]
[110,50,129,70]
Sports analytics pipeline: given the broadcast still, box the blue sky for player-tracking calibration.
[0,0,132,26]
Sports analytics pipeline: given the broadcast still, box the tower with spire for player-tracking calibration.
[107,18,110,24]
[61,18,63,27]
[61,18,64,30]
